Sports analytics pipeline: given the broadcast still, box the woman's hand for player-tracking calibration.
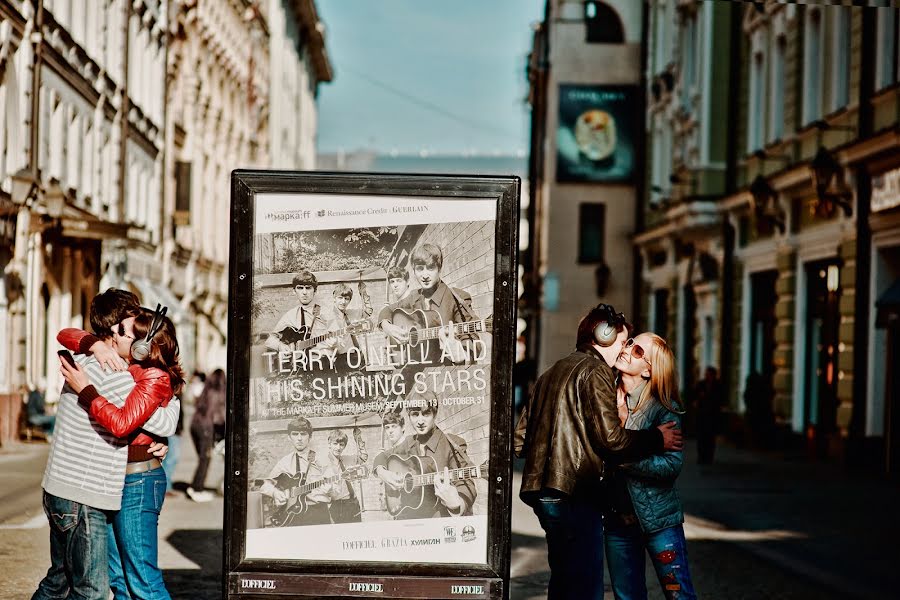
[59,355,91,394]
[89,340,129,372]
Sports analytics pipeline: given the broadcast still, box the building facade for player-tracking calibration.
[0,0,165,444]
[0,0,331,446]
[159,0,330,375]
[636,0,737,406]
[637,1,900,471]
[526,0,645,373]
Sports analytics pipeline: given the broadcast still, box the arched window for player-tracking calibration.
[585,1,625,44]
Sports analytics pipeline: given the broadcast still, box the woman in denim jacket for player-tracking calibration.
[604,332,697,599]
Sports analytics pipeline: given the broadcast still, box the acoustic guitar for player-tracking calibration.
[263,464,369,527]
[388,308,492,347]
[275,320,372,350]
[383,454,487,519]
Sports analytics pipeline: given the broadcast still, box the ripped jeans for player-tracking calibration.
[604,521,697,600]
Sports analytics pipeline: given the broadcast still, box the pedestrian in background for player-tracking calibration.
[187,369,226,502]
[694,366,725,464]
[26,377,56,440]
[162,405,183,497]
[604,332,697,599]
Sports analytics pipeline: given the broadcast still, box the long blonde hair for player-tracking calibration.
[637,333,685,414]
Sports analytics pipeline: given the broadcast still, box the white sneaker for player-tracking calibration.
[187,487,214,503]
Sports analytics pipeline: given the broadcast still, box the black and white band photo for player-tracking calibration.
[242,192,496,564]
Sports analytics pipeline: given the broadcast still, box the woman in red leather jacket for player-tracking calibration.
[59,307,184,600]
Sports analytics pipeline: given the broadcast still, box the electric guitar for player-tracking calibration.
[275,320,373,350]
[388,308,492,347]
[383,454,487,519]
[264,464,369,527]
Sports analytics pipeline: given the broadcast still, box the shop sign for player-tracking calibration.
[872,167,900,213]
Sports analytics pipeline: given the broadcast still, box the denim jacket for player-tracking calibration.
[609,385,685,534]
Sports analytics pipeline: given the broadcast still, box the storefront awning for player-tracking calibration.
[876,279,900,329]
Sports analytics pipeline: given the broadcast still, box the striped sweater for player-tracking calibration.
[41,353,181,511]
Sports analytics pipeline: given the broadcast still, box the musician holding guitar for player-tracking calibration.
[256,417,337,526]
[325,429,363,524]
[379,244,480,363]
[264,270,329,353]
[321,283,373,357]
[377,392,478,519]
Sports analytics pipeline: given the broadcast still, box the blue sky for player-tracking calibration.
[315,0,546,155]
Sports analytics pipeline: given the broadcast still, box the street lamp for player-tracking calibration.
[43,179,66,218]
[810,147,852,217]
[10,167,38,205]
[749,174,785,233]
[826,264,840,293]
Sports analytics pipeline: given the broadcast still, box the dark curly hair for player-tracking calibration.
[575,303,633,351]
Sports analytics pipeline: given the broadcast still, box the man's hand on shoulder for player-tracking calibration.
[658,421,683,451]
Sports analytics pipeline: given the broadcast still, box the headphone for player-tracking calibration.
[591,303,624,348]
[130,304,168,361]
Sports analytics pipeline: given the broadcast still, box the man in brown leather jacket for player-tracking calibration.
[514,304,683,600]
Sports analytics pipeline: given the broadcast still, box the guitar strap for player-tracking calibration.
[295,451,313,487]
[444,433,469,472]
[337,456,356,500]
[445,285,478,330]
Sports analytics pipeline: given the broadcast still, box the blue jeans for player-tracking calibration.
[32,491,110,600]
[108,467,171,600]
[161,435,181,493]
[531,489,605,600]
[605,521,697,599]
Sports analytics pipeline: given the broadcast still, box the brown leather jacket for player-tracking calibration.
[514,348,663,500]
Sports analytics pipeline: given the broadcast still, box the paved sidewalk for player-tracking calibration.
[2,436,895,598]
[676,441,897,599]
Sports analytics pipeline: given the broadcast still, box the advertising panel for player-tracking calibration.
[225,172,518,599]
[556,84,639,182]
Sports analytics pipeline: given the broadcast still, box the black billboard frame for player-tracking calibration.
[224,170,520,599]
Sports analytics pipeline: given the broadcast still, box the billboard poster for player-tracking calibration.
[556,84,639,183]
[225,172,519,599]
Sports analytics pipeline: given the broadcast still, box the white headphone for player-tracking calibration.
[130,304,167,361]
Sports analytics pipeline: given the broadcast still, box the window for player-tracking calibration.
[578,203,606,263]
[770,36,786,141]
[653,289,670,337]
[680,10,698,111]
[585,1,625,44]
[803,8,823,124]
[748,50,766,152]
[830,8,851,111]
[876,6,899,90]
[654,1,667,71]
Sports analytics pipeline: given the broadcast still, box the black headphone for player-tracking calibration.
[591,304,625,348]
[131,304,168,361]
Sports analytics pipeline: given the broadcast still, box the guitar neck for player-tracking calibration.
[296,326,350,350]
[413,464,483,488]
[419,318,490,341]
[291,473,342,498]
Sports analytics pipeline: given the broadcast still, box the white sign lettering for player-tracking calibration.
[872,167,900,213]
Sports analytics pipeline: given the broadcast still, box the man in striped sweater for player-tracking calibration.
[31,289,180,600]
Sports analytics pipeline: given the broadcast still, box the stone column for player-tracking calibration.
[772,248,796,422]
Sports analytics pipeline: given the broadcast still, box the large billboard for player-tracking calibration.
[556,84,639,183]
[225,172,519,599]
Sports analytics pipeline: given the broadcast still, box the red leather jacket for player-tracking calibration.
[58,329,172,448]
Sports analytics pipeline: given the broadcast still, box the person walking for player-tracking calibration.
[187,369,226,502]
